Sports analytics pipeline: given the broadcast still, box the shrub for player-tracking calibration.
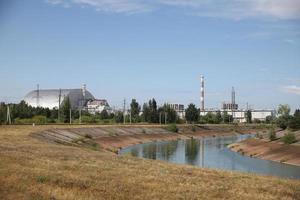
[268,129,277,141]
[276,116,289,130]
[81,115,98,124]
[36,175,49,183]
[14,115,47,124]
[166,124,178,133]
[282,132,297,144]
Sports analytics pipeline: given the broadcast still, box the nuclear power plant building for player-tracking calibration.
[24,85,95,109]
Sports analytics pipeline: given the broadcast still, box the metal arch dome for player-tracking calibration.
[24,88,95,109]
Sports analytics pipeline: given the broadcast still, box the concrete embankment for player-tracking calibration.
[31,125,258,152]
[229,130,300,166]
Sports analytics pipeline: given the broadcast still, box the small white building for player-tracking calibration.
[251,109,275,122]
[87,99,111,115]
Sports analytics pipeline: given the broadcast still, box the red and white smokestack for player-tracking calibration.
[200,75,204,111]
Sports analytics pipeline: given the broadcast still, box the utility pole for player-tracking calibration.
[58,88,62,122]
[69,109,72,125]
[164,112,167,124]
[6,105,11,125]
[123,99,126,124]
[79,109,82,124]
[159,112,162,125]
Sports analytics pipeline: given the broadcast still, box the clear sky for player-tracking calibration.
[0,0,300,110]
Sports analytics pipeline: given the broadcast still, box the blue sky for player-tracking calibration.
[0,0,300,110]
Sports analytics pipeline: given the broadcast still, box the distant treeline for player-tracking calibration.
[0,100,299,130]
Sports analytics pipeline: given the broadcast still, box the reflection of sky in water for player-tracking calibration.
[120,134,300,180]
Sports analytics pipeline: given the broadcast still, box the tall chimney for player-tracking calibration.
[231,87,236,110]
[200,75,204,111]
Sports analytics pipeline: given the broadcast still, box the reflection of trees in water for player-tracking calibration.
[185,138,200,164]
[131,148,139,157]
[142,144,157,159]
[159,141,178,160]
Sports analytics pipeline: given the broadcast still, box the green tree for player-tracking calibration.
[149,98,158,123]
[276,104,291,130]
[142,99,159,123]
[215,111,222,124]
[142,103,150,122]
[222,111,232,124]
[276,116,289,129]
[100,110,109,119]
[288,109,300,130]
[0,103,6,124]
[114,111,124,123]
[266,115,276,124]
[185,103,199,124]
[278,104,291,116]
[160,104,177,124]
[61,96,71,123]
[246,110,252,123]
[130,99,141,123]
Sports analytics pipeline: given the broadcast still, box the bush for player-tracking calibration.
[166,124,178,133]
[36,175,49,183]
[81,115,98,124]
[268,129,277,141]
[282,132,297,144]
[14,115,47,124]
[288,115,300,130]
[276,116,289,130]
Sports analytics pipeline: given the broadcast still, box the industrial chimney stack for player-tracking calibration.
[231,87,235,108]
[200,75,204,111]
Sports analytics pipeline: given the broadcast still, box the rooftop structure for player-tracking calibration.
[87,99,111,114]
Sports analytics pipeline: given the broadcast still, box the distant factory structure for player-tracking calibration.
[199,76,275,122]
[87,99,112,114]
[24,85,111,114]
[169,103,185,119]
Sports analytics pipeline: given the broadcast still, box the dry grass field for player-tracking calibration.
[0,125,300,200]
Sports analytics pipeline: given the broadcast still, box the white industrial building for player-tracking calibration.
[169,103,185,119]
[200,109,275,123]
[87,99,112,114]
[198,76,275,123]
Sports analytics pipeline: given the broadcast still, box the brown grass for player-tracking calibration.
[0,125,300,200]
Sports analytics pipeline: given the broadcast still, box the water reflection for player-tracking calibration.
[120,134,300,180]
[185,138,200,165]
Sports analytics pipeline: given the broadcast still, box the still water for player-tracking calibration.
[119,134,300,180]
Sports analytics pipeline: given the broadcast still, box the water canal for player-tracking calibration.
[119,134,300,180]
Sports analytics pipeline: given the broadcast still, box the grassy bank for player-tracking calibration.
[0,125,299,200]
